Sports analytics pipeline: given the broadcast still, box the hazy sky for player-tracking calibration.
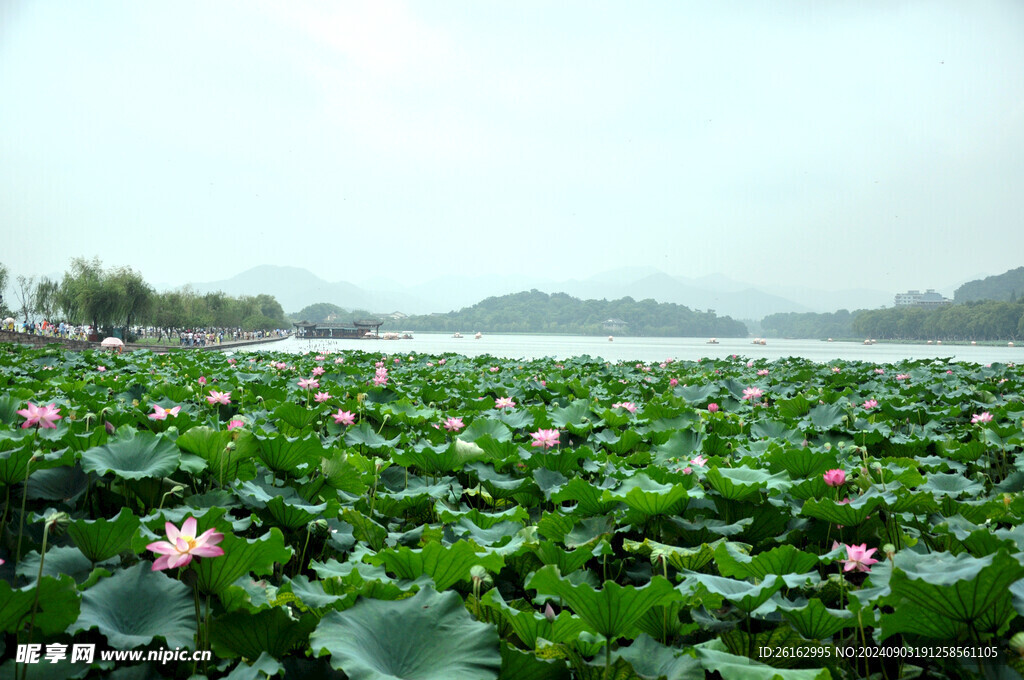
[2,1,1023,294]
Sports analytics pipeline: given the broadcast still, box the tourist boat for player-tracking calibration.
[382,332,401,340]
[706,338,718,344]
[475,332,482,339]
[452,332,463,338]
[401,331,414,339]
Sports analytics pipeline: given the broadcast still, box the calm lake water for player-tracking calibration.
[264,334,1021,365]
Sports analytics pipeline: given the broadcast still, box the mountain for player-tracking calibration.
[954,267,1024,303]
[185,265,903,321]
[191,265,429,315]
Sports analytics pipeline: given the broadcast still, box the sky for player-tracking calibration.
[2,0,1023,297]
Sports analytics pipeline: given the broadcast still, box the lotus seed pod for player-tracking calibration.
[882,544,896,560]
[1011,632,1024,657]
[307,519,329,538]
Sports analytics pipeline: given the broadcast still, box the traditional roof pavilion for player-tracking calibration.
[293,319,383,339]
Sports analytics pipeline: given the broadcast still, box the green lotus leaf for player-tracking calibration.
[0,574,80,635]
[550,399,592,428]
[66,507,140,563]
[0,443,35,486]
[705,467,787,502]
[552,477,622,516]
[17,546,117,585]
[534,540,596,575]
[499,642,570,680]
[192,528,293,596]
[467,461,541,500]
[320,455,368,495]
[806,403,846,430]
[25,464,90,502]
[750,420,803,445]
[176,426,257,486]
[254,433,323,476]
[879,548,1024,640]
[623,538,719,572]
[369,540,505,590]
[800,489,895,526]
[80,430,179,480]
[601,473,692,517]
[211,606,318,659]
[713,543,819,581]
[341,508,389,551]
[614,634,703,680]
[70,561,194,649]
[344,421,400,450]
[764,447,838,480]
[311,587,501,680]
[679,573,784,615]
[526,566,680,641]
[271,402,321,434]
[776,598,854,640]
[528,448,588,476]
[280,574,350,610]
[224,652,285,680]
[436,503,530,528]
[460,418,512,442]
[674,384,718,403]
[481,589,592,648]
[920,473,985,498]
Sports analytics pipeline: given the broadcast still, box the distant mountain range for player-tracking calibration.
[186,265,915,320]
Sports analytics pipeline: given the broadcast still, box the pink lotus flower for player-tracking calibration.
[831,367,841,373]
[97,366,106,372]
[148,404,182,421]
[147,517,224,571]
[690,454,708,467]
[757,369,770,376]
[489,366,500,373]
[206,391,231,405]
[823,469,846,487]
[373,374,388,386]
[17,402,62,429]
[334,357,344,364]
[707,403,720,413]
[895,374,910,381]
[439,359,446,365]
[198,376,207,386]
[227,358,237,365]
[315,355,326,361]
[742,387,763,401]
[530,429,560,449]
[333,410,355,426]
[669,378,679,387]
[375,361,385,368]
[298,377,320,390]
[971,412,993,424]
[312,366,326,377]
[612,402,637,413]
[227,419,244,430]
[874,368,885,374]
[442,417,465,432]
[314,391,331,403]
[862,399,878,410]
[495,397,516,409]
[838,543,879,573]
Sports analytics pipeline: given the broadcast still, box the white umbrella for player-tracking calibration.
[3,317,13,324]
[101,337,124,348]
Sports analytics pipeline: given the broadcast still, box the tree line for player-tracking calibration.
[398,290,749,337]
[762,300,1024,341]
[0,258,289,338]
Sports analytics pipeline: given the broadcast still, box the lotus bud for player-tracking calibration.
[823,443,831,451]
[837,441,846,449]
[104,420,115,435]
[882,544,896,561]
[1011,632,1024,657]
[470,565,491,586]
[44,511,71,536]
[1004,493,1014,508]
[543,603,556,622]
[166,426,179,437]
[307,518,330,538]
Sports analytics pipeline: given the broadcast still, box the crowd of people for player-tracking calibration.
[1,320,290,346]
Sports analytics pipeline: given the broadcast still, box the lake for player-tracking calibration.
[264,333,1021,365]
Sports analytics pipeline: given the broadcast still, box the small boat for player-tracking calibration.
[401,332,414,339]
[608,336,614,342]
[452,332,463,338]
[475,332,482,339]
[706,338,718,344]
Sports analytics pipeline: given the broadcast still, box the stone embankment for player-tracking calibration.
[0,330,288,353]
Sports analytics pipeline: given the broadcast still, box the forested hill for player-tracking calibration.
[397,290,749,337]
[955,267,1024,303]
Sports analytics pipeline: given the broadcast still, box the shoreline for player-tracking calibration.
[0,329,289,353]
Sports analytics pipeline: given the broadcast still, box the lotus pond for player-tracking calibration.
[1,343,1023,679]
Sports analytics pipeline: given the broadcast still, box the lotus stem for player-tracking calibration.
[14,453,35,577]
[23,521,50,680]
